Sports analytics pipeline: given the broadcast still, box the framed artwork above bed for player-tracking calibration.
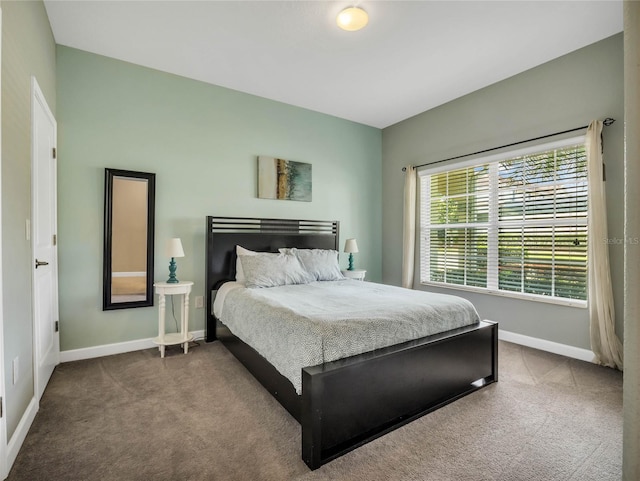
[257,155,312,202]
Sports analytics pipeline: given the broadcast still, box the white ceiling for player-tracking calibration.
[44,1,623,129]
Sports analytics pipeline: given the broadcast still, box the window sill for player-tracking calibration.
[419,281,588,308]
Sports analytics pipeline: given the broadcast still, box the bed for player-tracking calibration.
[205,216,498,470]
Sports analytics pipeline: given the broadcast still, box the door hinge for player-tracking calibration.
[0,397,3,418]
[55,321,59,332]
[52,147,57,159]
[53,234,57,246]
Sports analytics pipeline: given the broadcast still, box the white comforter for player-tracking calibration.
[215,279,480,394]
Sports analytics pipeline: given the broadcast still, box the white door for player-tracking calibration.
[31,77,59,401]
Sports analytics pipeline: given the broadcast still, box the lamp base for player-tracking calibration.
[347,253,355,271]
[167,258,179,283]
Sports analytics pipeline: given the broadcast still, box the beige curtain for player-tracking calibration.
[586,120,623,370]
[402,165,417,288]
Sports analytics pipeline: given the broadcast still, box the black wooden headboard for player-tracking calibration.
[205,216,340,342]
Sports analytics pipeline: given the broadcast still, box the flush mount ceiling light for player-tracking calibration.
[336,6,369,31]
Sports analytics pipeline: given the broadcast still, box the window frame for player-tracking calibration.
[418,135,588,308]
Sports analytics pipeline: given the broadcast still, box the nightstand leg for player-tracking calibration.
[158,293,166,358]
[183,291,190,354]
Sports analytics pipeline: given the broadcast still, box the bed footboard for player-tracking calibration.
[301,320,498,469]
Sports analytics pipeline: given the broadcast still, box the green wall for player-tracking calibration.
[56,46,382,351]
[1,0,56,439]
[382,34,624,351]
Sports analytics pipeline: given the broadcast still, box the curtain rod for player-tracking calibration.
[402,118,615,172]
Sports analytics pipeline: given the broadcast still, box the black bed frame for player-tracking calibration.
[205,216,498,470]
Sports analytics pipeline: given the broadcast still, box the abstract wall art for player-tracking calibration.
[258,155,312,202]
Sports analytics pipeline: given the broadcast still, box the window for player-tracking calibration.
[419,137,587,305]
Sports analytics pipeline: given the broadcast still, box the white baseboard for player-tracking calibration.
[60,329,206,363]
[61,328,591,364]
[6,396,37,474]
[499,329,595,363]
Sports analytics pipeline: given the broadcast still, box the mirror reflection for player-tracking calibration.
[103,169,155,310]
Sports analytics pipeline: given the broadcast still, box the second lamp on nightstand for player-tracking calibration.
[343,238,364,280]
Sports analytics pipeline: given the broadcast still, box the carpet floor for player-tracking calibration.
[7,340,622,481]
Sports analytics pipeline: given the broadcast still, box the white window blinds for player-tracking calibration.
[420,138,587,304]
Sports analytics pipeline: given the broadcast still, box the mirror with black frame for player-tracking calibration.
[103,168,156,310]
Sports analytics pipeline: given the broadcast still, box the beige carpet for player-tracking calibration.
[7,340,622,481]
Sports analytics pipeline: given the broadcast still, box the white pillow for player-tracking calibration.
[235,245,258,283]
[238,253,313,288]
[279,248,344,281]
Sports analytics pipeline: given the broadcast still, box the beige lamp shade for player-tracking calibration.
[165,238,185,258]
[344,238,359,253]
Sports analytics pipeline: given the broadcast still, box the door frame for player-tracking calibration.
[0,7,7,479]
[30,76,59,403]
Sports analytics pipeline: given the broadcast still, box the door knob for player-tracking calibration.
[35,259,49,269]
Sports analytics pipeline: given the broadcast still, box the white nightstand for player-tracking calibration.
[153,281,194,358]
[342,269,366,281]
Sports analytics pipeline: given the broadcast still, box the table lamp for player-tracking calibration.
[165,238,185,283]
[344,238,359,271]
